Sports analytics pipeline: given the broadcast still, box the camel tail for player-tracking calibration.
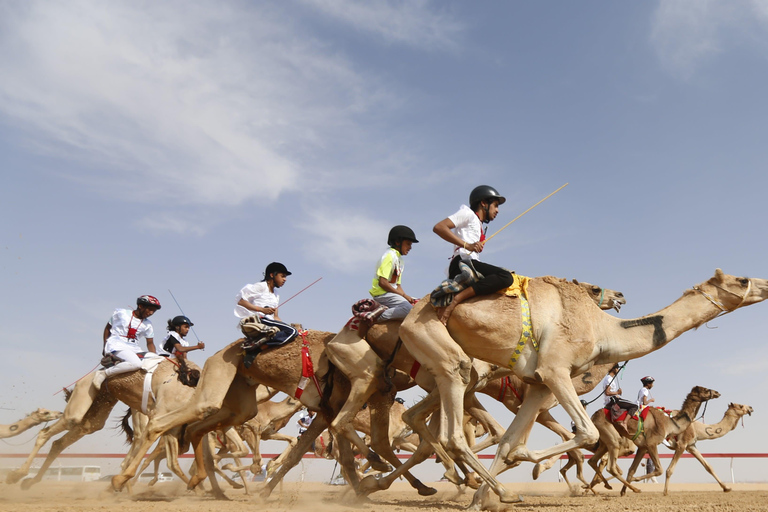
[119,408,134,444]
[62,387,73,403]
[318,361,337,423]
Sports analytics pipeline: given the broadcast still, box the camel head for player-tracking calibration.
[572,280,626,312]
[696,269,768,312]
[728,402,753,417]
[30,408,62,422]
[688,386,721,404]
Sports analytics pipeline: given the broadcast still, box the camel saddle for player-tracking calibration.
[605,397,639,437]
[99,352,149,369]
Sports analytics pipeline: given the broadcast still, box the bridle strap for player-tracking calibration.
[693,279,751,317]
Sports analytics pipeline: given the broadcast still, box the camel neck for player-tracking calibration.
[591,289,725,365]
[694,409,742,440]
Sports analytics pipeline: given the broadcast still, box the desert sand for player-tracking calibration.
[2,480,768,512]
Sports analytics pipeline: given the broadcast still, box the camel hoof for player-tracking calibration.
[358,475,382,496]
[111,475,130,492]
[532,463,543,480]
[724,487,732,493]
[20,478,36,491]
[465,473,482,490]
[417,485,438,496]
[499,492,524,504]
[5,471,25,485]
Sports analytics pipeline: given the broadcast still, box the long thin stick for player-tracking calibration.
[280,277,323,307]
[485,182,569,243]
[168,289,202,344]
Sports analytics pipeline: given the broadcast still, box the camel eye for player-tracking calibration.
[592,287,600,294]
[739,278,749,286]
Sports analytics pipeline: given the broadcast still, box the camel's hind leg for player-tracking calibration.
[20,394,118,490]
[365,391,437,496]
[324,328,395,473]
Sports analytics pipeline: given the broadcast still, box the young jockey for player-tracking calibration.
[637,376,656,408]
[433,185,515,324]
[93,295,161,390]
[234,262,298,352]
[160,315,205,360]
[369,225,419,321]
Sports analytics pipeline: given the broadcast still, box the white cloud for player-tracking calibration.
[296,206,391,271]
[650,0,768,79]
[298,0,464,51]
[0,1,403,211]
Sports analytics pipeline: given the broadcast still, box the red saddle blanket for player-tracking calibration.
[603,406,652,423]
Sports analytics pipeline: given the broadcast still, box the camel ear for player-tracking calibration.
[572,279,580,285]
[729,402,733,407]
[714,268,725,280]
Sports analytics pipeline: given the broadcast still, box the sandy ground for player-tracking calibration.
[1,480,767,512]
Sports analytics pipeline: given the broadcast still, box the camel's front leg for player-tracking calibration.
[685,445,730,493]
[261,415,328,497]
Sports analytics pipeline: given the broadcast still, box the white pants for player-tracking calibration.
[104,346,143,377]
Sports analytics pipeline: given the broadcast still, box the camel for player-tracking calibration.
[663,402,753,495]
[0,409,62,439]
[588,385,721,495]
[111,281,624,498]
[385,269,767,509]
[109,330,430,498]
[5,357,199,489]
[346,280,625,495]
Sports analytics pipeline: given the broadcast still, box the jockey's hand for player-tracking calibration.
[403,294,416,303]
[197,341,206,350]
[468,241,484,253]
[261,307,276,315]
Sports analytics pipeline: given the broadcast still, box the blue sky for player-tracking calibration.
[2,1,767,483]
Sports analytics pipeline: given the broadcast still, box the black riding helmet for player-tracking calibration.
[387,225,419,248]
[264,262,292,281]
[171,315,194,327]
[469,185,506,223]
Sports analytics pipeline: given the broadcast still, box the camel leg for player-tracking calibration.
[133,442,165,485]
[621,447,649,496]
[159,429,192,486]
[6,376,104,485]
[325,330,396,473]
[112,345,241,491]
[261,415,328,497]
[217,428,250,494]
[184,375,258,494]
[19,395,118,490]
[365,391,437,496]
[683,445,730,493]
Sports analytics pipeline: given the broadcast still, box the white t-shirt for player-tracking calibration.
[104,308,154,355]
[159,331,189,356]
[234,281,280,320]
[447,204,484,262]
[637,387,651,407]
[601,374,620,406]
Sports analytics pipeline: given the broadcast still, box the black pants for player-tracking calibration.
[260,317,299,346]
[448,256,514,296]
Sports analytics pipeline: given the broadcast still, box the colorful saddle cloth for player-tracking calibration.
[430,261,483,307]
